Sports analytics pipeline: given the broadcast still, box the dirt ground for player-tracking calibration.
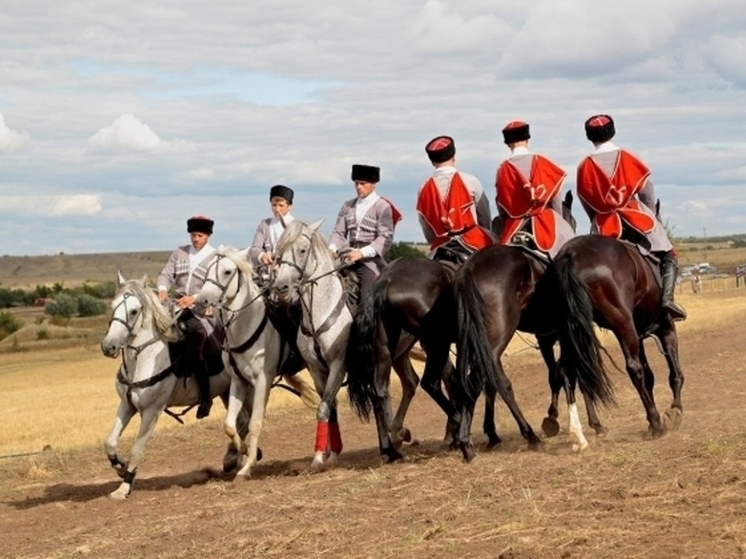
[2,299,746,558]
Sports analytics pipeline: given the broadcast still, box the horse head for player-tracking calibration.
[196,246,252,309]
[101,273,174,358]
[272,219,328,303]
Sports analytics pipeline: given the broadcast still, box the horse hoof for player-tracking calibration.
[385,450,404,464]
[648,424,667,439]
[460,444,476,463]
[257,448,263,462]
[541,417,560,438]
[592,424,609,436]
[400,428,412,443]
[109,487,129,500]
[664,407,683,430]
[527,435,543,451]
[485,434,502,450]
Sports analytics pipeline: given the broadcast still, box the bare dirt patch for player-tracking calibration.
[1,291,746,558]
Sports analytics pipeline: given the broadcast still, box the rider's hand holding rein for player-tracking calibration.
[346,249,364,263]
[176,294,196,309]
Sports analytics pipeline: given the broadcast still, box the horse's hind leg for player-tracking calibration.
[614,324,665,437]
[539,335,562,438]
[110,406,163,500]
[104,400,136,477]
[482,383,502,449]
[492,354,542,449]
[390,350,419,449]
[658,324,684,429]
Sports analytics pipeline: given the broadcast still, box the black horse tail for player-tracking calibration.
[553,255,616,407]
[345,277,389,421]
[453,270,501,404]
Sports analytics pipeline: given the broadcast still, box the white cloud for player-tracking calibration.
[0,114,30,153]
[88,114,194,153]
[52,194,102,216]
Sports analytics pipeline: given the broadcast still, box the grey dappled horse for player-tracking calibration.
[195,246,317,478]
[100,273,245,499]
[272,220,352,469]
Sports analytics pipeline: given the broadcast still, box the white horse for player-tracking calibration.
[272,220,353,469]
[194,246,317,478]
[100,273,245,500]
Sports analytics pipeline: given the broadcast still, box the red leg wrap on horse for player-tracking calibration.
[329,421,343,454]
[315,421,329,453]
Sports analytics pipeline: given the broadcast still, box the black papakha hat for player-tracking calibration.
[269,184,294,203]
[502,121,531,144]
[351,164,380,183]
[425,135,456,163]
[585,114,615,143]
[187,215,214,235]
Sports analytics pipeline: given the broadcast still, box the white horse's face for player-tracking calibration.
[101,289,144,358]
[273,232,313,303]
[196,254,240,308]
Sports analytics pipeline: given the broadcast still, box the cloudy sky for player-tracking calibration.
[1,0,745,256]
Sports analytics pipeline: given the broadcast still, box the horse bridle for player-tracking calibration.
[107,291,162,355]
[202,253,267,328]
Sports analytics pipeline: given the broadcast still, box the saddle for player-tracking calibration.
[170,314,226,379]
[505,231,551,266]
[432,241,472,277]
[265,298,307,376]
[619,239,662,288]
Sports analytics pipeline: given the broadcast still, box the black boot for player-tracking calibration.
[660,253,687,321]
[195,361,212,419]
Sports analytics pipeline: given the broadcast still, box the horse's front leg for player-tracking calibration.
[104,399,136,478]
[312,361,346,470]
[236,371,272,478]
[224,375,250,474]
[110,405,163,500]
[389,351,419,451]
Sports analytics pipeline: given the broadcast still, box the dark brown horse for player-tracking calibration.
[546,234,685,438]
[345,257,459,462]
[451,238,616,462]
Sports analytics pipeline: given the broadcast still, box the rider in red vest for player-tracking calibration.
[495,121,574,259]
[416,135,494,263]
[577,114,686,321]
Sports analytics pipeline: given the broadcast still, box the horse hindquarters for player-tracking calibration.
[552,256,616,408]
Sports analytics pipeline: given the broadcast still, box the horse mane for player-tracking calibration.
[216,245,255,279]
[276,220,329,258]
[116,280,177,342]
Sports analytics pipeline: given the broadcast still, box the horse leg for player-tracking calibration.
[492,354,542,450]
[220,386,250,474]
[223,376,250,474]
[419,340,456,421]
[104,399,136,478]
[614,325,666,438]
[236,371,272,478]
[482,382,502,449]
[658,324,685,429]
[365,355,403,464]
[110,406,162,500]
[538,335,562,438]
[581,389,607,435]
[389,351,419,449]
[322,360,348,467]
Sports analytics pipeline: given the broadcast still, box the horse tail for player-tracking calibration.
[345,277,389,421]
[453,270,500,404]
[553,254,616,406]
[281,373,320,410]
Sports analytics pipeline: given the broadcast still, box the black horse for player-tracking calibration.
[546,234,685,438]
[345,257,460,463]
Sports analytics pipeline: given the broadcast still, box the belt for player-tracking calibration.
[350,241,368,249]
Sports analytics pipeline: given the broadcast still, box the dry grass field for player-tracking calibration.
[0,291,745,557]
[1,246,746,558]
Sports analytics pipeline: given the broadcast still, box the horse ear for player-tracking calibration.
[141,274,148,287]
[218,243,225,251]
[309,219,325,232]
[116,270,125,286]
[563,190,573,210]
[237,247,249,260]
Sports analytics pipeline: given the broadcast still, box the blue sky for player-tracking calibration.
[1,0,745,255]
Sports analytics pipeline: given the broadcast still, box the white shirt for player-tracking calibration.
[187,243,214,292]
[509,146,531,157]
[593,140,618,154]
[265,213,295,256]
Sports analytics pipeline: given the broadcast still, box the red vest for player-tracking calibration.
[496,155,565,252]
[577,149,655,238]
[416,172,494,251]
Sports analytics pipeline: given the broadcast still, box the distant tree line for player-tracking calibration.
[0,281,115,318]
